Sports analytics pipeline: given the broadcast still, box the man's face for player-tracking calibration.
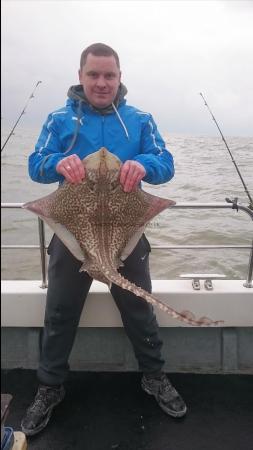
[79,53,121,109]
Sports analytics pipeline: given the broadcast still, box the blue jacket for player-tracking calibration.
[29,84,174,185]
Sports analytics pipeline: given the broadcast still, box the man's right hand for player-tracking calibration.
[56,154,85,184]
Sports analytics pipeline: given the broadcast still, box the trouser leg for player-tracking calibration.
[110,235,165,373]
[37,235,92,386]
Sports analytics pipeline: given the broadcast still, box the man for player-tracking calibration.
[21,43,187,436]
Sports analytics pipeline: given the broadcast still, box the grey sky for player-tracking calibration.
[2,0,253,136]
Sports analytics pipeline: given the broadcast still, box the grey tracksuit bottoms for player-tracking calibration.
[37,235,165,386]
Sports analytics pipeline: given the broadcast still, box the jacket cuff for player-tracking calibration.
[40,154,65,182]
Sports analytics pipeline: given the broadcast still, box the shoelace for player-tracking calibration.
[159,377,178,400]
[29,388,56,413]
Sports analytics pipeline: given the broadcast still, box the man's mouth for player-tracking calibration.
[94,92,109,96]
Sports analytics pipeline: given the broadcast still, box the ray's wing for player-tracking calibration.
[22,185,86,262]
[115,188,176,261]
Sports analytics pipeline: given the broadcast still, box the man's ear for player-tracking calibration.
[78,69,82,83]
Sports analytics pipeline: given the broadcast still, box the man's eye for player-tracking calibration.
[106,73,116,80]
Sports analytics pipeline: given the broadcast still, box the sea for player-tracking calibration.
[1,126,253,281]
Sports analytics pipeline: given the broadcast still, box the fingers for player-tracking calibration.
[120,160,146,192]
[56,156,146,189]
[56,154,85,184]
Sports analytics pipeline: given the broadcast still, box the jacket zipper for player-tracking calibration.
[101,115,105,146]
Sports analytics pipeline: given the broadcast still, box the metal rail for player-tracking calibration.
[1,202,253,288]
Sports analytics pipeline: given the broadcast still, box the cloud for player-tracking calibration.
[2,0,253,136]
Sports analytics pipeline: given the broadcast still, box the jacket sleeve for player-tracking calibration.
[133,114,175,185]
[28,113,65,184]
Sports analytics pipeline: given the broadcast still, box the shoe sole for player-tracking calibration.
[21,391,65,436]
[142,384,187,418]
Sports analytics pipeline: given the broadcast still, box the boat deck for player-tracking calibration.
[1,369,253,450]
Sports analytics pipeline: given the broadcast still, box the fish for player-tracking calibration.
[23,147,223,326]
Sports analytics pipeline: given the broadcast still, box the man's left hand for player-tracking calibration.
[119,160,146,192]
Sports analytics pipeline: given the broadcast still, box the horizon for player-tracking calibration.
[2,1,253,137]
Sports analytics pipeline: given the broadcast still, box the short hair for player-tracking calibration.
[80,43,120,69]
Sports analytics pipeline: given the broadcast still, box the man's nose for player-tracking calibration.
[96,76,107,88]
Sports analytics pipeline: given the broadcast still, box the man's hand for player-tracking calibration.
[56,154,85,184]
[119,160,146,192]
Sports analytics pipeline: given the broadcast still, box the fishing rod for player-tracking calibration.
[1,81,42,152]
[200,92,253,210]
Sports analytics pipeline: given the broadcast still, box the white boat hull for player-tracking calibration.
[1,279,252,327]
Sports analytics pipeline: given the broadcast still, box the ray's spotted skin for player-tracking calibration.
[23,148,223,327]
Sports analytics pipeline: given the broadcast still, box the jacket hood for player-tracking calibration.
[67,83,128,113]
[63,82,129,154]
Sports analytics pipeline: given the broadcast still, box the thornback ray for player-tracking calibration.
[23,147,223,326]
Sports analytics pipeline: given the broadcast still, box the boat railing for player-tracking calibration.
[1,201,253,289]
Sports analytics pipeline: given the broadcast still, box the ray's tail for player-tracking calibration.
[102,267,224,327]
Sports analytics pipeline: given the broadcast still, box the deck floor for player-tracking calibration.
[1,369,253,450]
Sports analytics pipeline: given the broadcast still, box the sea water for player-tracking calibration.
[1,126,253,280]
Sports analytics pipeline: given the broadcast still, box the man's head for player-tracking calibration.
[79,43,121,109]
